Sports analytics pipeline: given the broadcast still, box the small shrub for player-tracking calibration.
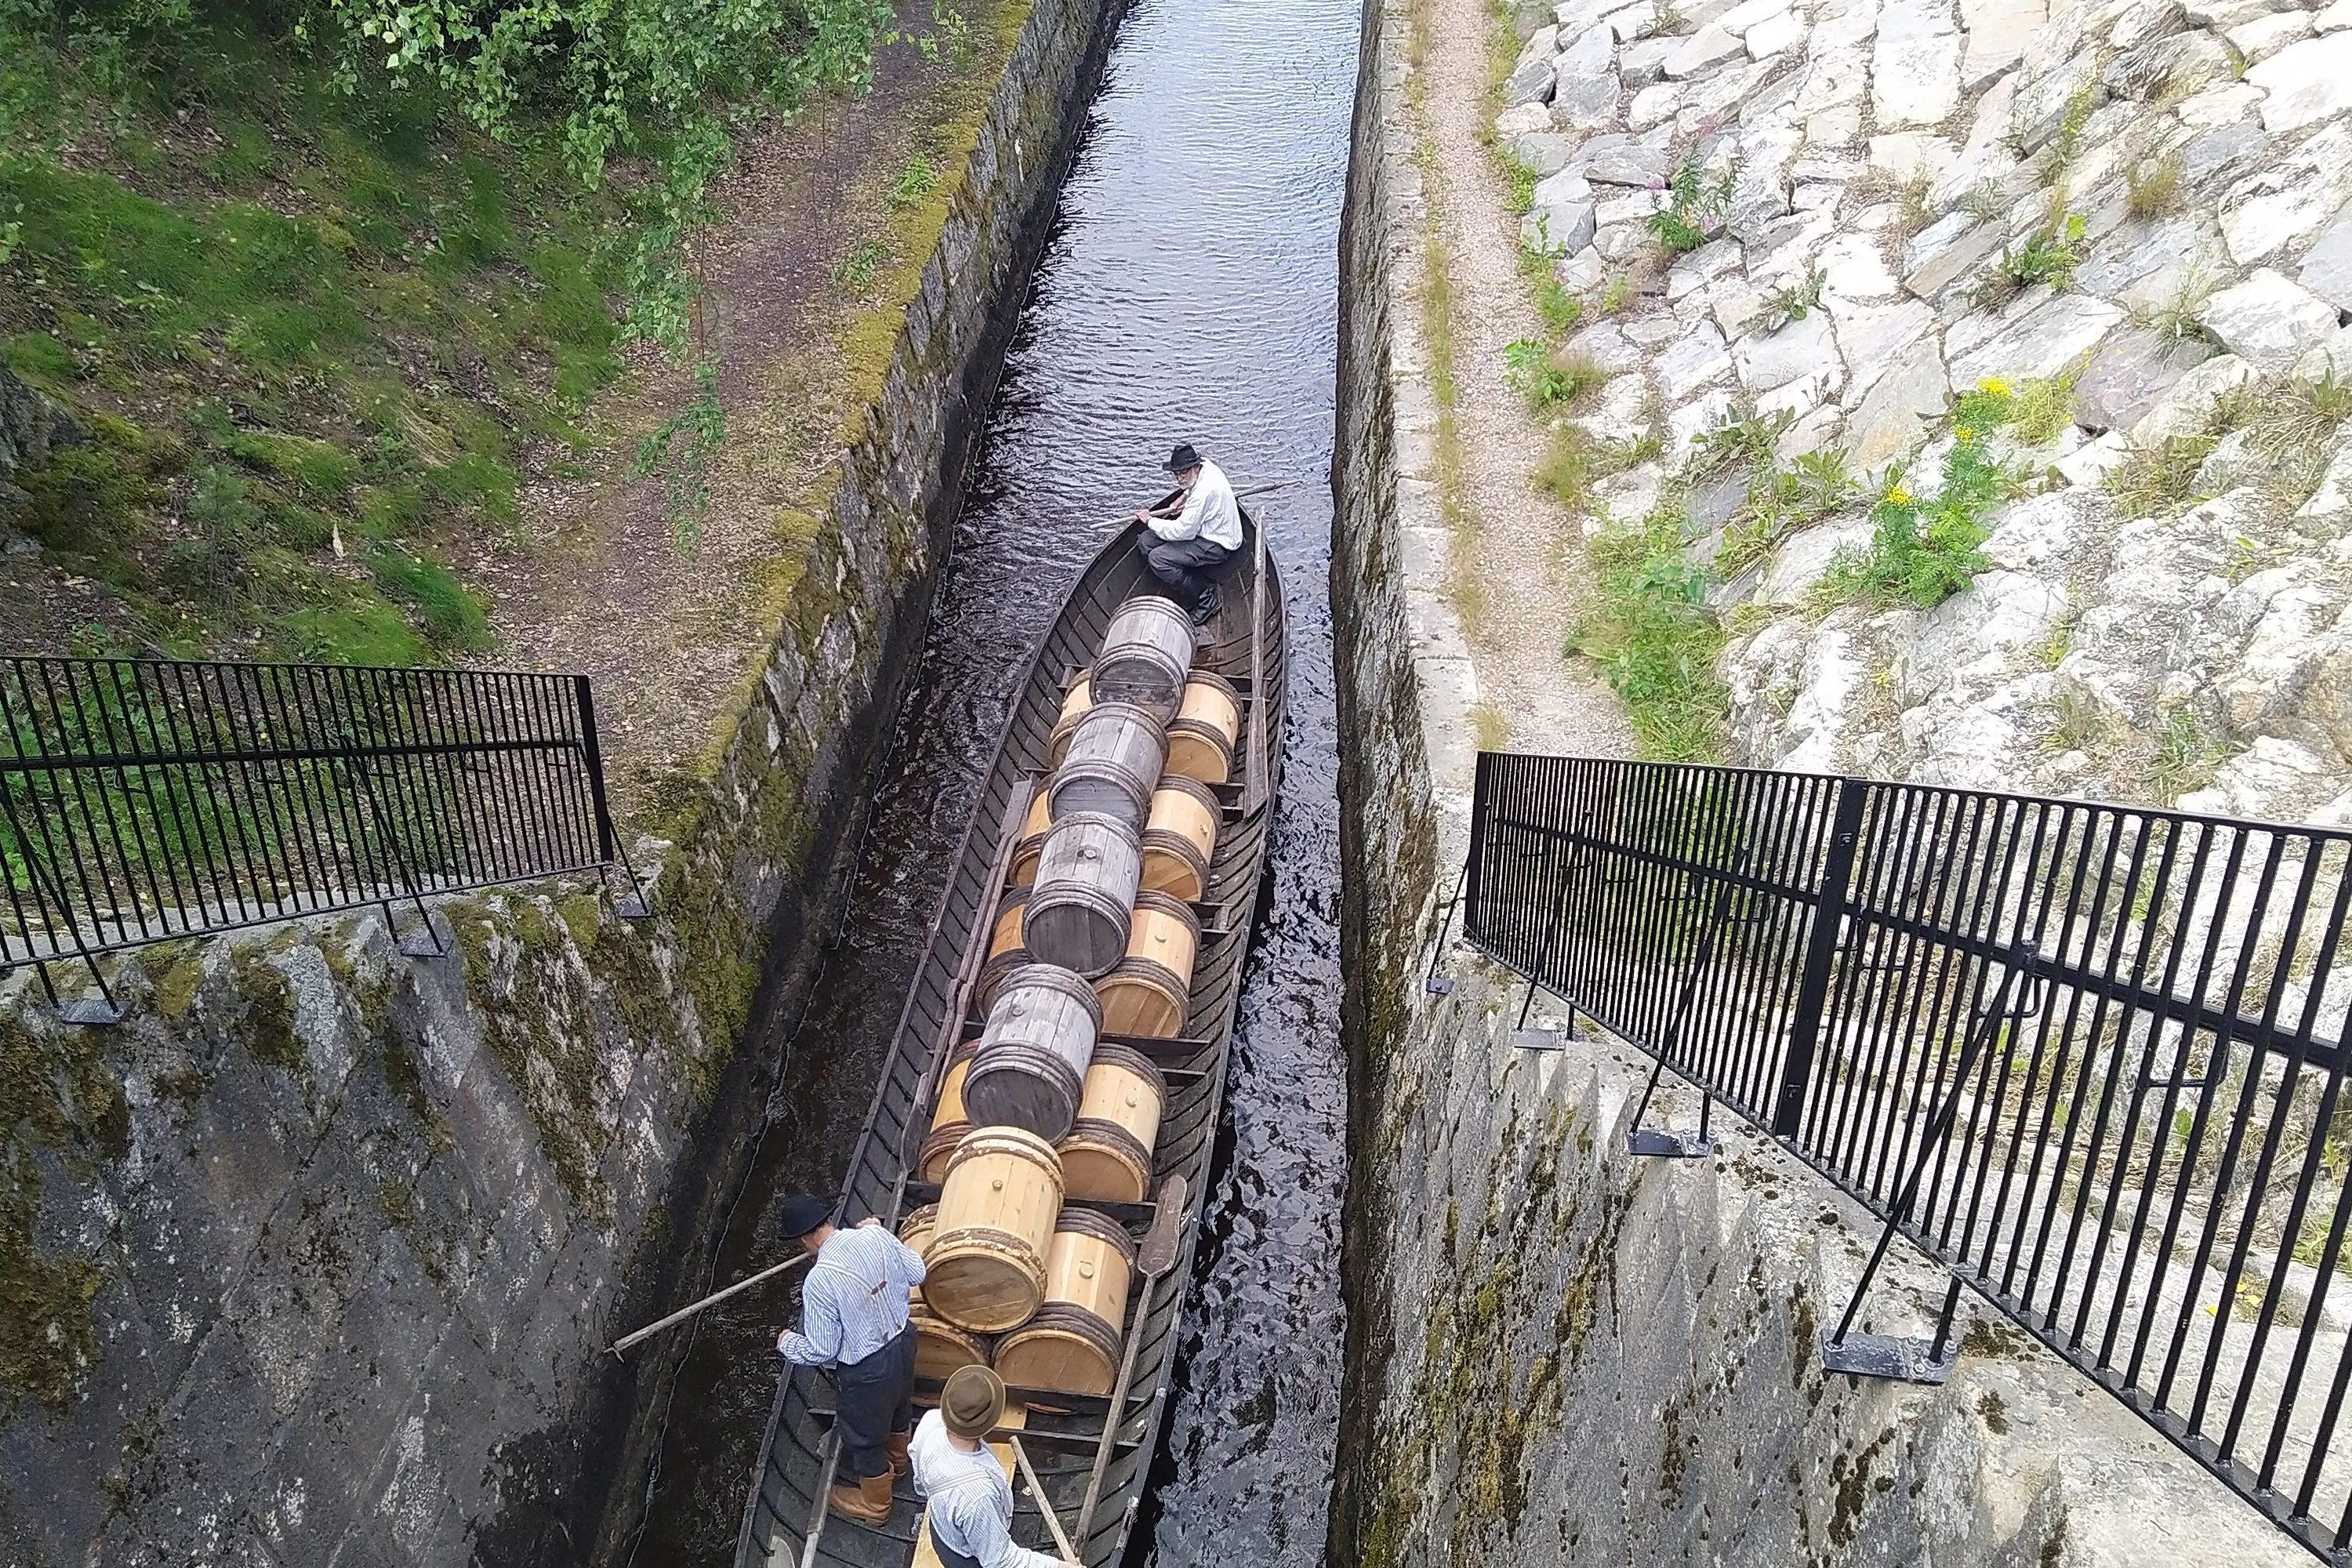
[1503,154,1539,217]
[2004,213,2089,291]
[1519,240,1582,334]
[2148,707,2223,799]
[1504,338,1606,411]
[1824,434,2013,609]
[833,237,891,287]
[2051,78,2102,165]
[2125,154,2182,220]
[2107,433,2219,518]
[2009,371,2078,445]
[888,154,938,210]
[1761,262,1826,331]
[1567,495,1727,760]
[1690,405,1792,476]
[1646,154,1735,254]
[1535,425,1601,510]
[1471,701,1510,751]
[1598,273,1635,314]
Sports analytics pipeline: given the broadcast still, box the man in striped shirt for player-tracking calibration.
[909,1367,1080,1568]
[773,1192,927,1524]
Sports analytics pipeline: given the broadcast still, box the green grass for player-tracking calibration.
[2003,212,2089,292]
[1504,337,1605,412]
[0,15,635,663]
[888,154,938,209]
[1822,433,2013,609]
[833,237,891,287]
[1566,494,1727,760]
[2126,154,2182,220]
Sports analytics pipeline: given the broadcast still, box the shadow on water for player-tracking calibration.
[619,3,1362,1564]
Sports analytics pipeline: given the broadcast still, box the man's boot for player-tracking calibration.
[886,1431,911,1479]
[828,1468,893,1525]
[1189,586,1220,627]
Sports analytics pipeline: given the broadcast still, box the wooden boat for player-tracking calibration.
[733,513,1286,1568]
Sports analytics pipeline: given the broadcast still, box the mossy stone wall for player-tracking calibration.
[0,0,1123,1562]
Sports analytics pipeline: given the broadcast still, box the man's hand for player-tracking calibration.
[856,1216,882,1229]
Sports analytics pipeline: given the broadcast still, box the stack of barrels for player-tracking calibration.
[897,596,1244,1397]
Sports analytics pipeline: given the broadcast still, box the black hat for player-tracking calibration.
[777,1192,831,1239]
[1163,442,1203,473]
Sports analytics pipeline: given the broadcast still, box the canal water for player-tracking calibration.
[619,1,1363,1564]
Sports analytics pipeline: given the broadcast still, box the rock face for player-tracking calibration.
[1335,6,2325,1563]
[0,0,1125,1563]
[0,361,84,515]
[1479,0,2352,825]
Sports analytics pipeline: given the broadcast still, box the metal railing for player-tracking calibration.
[2,655,641,1020]
[1463,753,2352,1563]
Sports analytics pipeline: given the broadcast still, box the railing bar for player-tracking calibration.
[1870,789,1980,1202]
[448,668,511,884]
[2012,800,2112,1306]
[249,664,338,922]
[1906,790,2009,1232]
[2286,1204,2352,1518]
[88,661,176,939]
[245,664,325,918]
[36,661,137,941]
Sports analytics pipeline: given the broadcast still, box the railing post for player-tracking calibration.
[1770,775,1868,1138]
[1461,750,1494,949]
[575,674,651,919]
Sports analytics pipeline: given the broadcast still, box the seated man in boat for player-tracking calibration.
[1133,441,1242,627]
[910,1366,1080,1568]
[772,1192,927,1526]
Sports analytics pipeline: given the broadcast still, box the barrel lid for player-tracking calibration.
[1084,1040,1169,1102]
[944,1123,1065,1170]
[1106,594,1192,632]
[986,962,1107,1029]
[1131,888,1203,935]
[1150,773,1221,811]
[1053,1203,1140,1259]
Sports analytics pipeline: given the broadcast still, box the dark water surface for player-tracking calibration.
[619,2,1360,1563]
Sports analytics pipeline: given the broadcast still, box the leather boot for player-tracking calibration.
[829,1468,894,1526]
[886,1431,911,1479]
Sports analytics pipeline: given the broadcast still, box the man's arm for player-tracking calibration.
[944,1490,1065,1568]
[775,1275,841,1366]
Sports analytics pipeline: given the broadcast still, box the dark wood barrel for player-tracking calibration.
[1047,699,1166,832]
[1092,597,1195,724]
[964,964,1105,1143]
[1025,811,1142,978]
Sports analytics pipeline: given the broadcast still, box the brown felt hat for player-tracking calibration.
[941,1365,1006,1439]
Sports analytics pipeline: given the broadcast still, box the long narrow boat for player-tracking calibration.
[734,514,1287,1568]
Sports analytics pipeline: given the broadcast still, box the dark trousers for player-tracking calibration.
[833,1324,917,1481]
[1138,534,1235,607]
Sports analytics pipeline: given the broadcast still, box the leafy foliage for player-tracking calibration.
[1645,153,1733,253]
[1569,495,1726,760]
[1504,336,1602,412]
[1824,417,2016,609]
[2003,212,2089,291]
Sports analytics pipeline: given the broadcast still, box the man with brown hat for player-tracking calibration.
[909,1366,1080,1568]
[772,1192,927,1525]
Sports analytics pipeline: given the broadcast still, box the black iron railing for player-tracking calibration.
[2,655,641,1020]
[1463,753,2352,1564]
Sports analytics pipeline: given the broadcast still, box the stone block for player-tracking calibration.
[1848,334,1951,465]
[2198,268,2345,372]
[2074,326,2215,432]
[2245,31,2352,133]
[1952,292,2126,386]
[2129,351,2253,445]
[1664,24,1746,78]
[2296,209,2352,312]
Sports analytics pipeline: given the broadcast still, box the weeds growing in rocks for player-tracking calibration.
[1720,448,1861,574]
[832,237,891,287]
[2003,212,2089,292]
[2010,370,2080,445]
[1646,154,1735,253]
[1471,700,1511,751]
[2147,707,2225,800]
[1505,339,1606,411]
[1760,263,1826,332]
[2048,78,2103,167]
[1567,493,1726,760]
[1824,388,2020,608]
[2107,433,2220,518]
[1519,242,1583,333]
[1503,154,1541,217]
[2125,154,2182,220]
[888,154,938,209]
[1598,273,1637,314]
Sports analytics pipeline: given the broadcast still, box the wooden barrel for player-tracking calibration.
[1046,670,1093,769]
[1057,1043,1167,1203]
[1092,597,1195,724]
[1047,700,1166,833]
[898,1204,992,1380]
[1094,891,1200,1039]
[918,1041,982,1184]
[975,887,1032,1014]
[926,1127,1064,1333]
[1164,670,1240,786]
[991,1207,1138,1396]
[964,964,1105,1142]
[1025,812,1142,978]
[1007,788,1054,887]
[1139,775,1219,903]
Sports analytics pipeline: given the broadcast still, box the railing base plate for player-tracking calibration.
[1424,975,1455,996]
[1818,1330,1957,1385]
[55,995,128,1027]
[1511,1025,1566,1051]
[1626,1127,1715,1159]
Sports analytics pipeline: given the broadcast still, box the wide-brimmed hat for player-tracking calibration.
[777,1192,831,1239]
[941,1365,1007,1439]
[1163,442,1203,473]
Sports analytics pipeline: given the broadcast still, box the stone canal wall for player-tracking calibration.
[1326,0,2314,1562]
[0,2,1121,1563]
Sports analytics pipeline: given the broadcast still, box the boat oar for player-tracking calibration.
[1102,478,1294,531]
[1073,1174,1188,1546]
[1008,1436,1080,1563]
[606,1250,815,1358]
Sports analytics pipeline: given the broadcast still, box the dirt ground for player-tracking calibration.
[1417,0,1635,760]
[464,9,994,816]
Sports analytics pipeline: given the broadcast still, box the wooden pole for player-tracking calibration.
[1009,1436,1080,1563]
[608,1250,814,1357]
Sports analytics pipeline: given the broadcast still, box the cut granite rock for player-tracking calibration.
[2107,0,2187,52]
[1605,0,1660,38]
[2009,62,2106,153]
[1554,71,1626,129]
[2229,10,2314,61]
[1666,238,1746,299]
[2074,327,2215,431]
[2176,82,2264,127]
[1872,34,1965,126]
[1505,51,1559,107]
[1831,296,1940,396]
[2298,325,2352,383]
[1736,311,1845,393]
[1848,334,1951,466]
[2198,268,2345,372]
[1951,292,2127,385]
[1496,101,1555,137]
[1664,23,1746,76]
[1659,320,1737,398]
[1904,214,2006,299]
[1523,195,1599,255]
[2129,351,2254,445]
[1507,131,1581,175]
[2103,31,2239,101]
[1963,0,2049,85]
[2218,122,2352,264]
[1881,0,1959,42]
[1623,35,1683,85]
[2245,31,2352,134]
[2302,212,2352,312]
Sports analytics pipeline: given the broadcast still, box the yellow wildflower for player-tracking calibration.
[1885,485,1912,506]
[1978,377,2012,396]
[1955,424,1976,442]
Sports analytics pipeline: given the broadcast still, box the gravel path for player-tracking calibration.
[1419,0,1635,760]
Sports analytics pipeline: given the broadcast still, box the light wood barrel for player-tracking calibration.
[918,1041,982,1185]
[1007,788,1054,887]
[1048,700,1167,833]
[1092,597,1196,724]
[1025,811,1142,978]
[964,964,1105,1143]
[1046,670,1093,770]
[975,887,1032,1015]
[898,1204,993,1380]
[1164,670,1240,786]
[926,1127,1064,1333]
[991,1207,1138,1396]
[1057,1042,1168,1203]
[1139,775,1219,904]
[1094,891,1201,1039]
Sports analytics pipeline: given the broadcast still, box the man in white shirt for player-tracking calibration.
[909,1366,1080,1568]
[1133,441,1243,626]
[772,1192,927,1524]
